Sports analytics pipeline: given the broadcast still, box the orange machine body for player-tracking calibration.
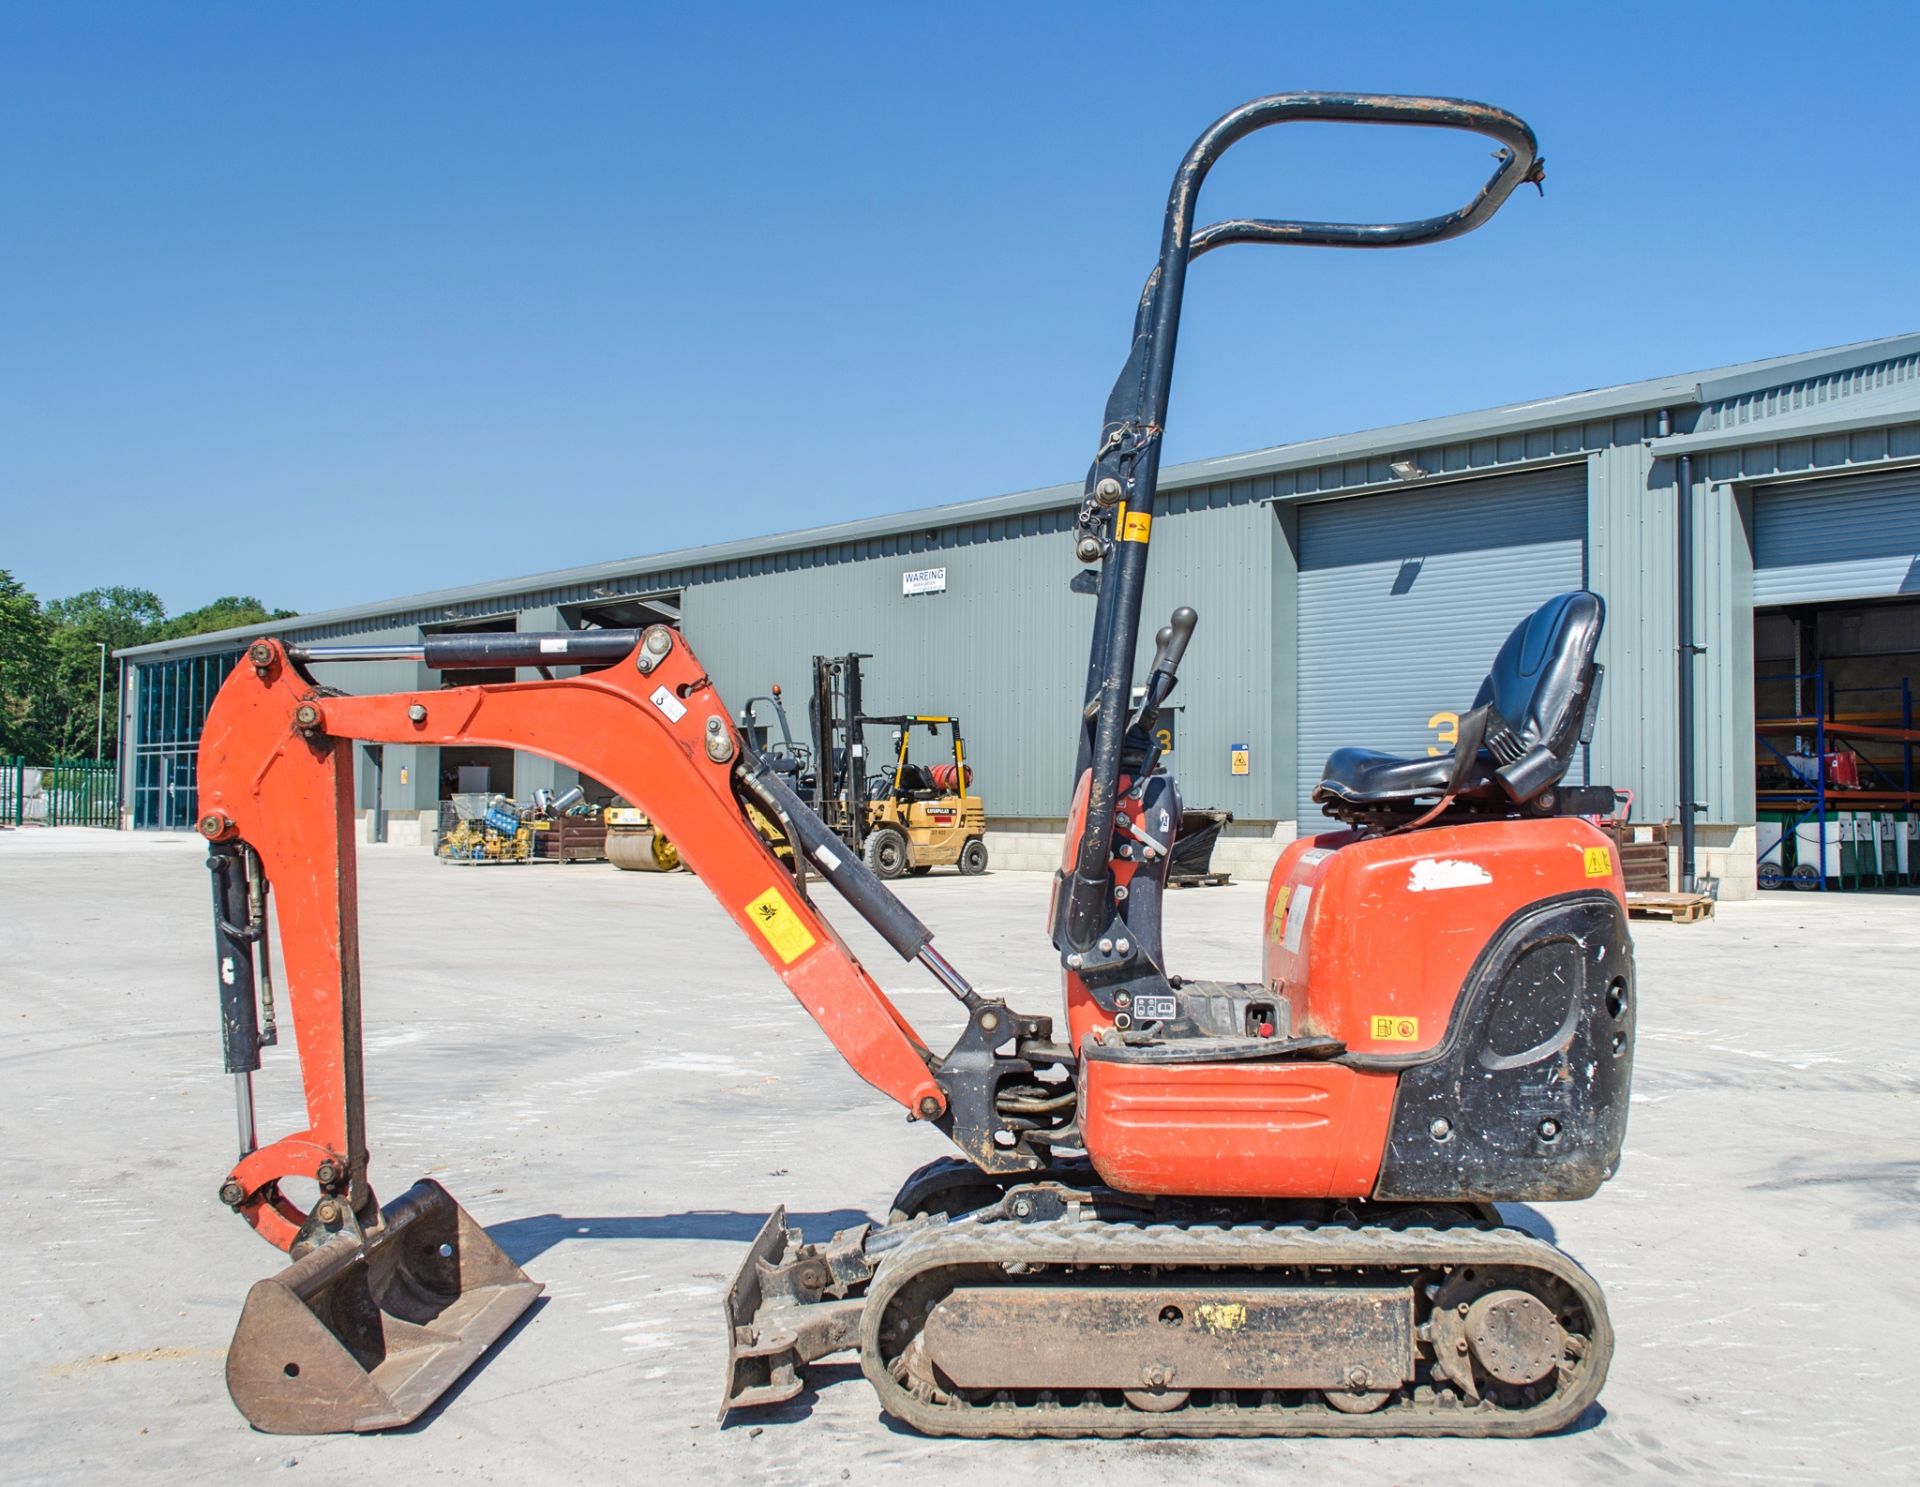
[1076,816,1626,1200]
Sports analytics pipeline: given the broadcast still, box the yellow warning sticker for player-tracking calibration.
[1121,509,1152,543]
[1269,885,1292,941]
[1583,846,1614,878]
[745,887,817,965]
[1370,1015,1420,1042]
[1195,1302,1247,1333]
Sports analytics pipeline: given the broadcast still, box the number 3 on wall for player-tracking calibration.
[1426,711,1459,757]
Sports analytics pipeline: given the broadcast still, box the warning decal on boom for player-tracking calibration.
[745,887,817,965]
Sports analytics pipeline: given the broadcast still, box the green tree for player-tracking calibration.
[0,570,55,757]
[0,578,299,764]
[45,586,167,646]
[42,587,166,757]
[149,595,296,642]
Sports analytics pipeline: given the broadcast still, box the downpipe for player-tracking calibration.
[1677,446,1700,890]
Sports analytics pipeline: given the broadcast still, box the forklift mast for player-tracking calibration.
[808,652,872,848]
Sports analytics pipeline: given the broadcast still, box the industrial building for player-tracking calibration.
[116,334,1920,897]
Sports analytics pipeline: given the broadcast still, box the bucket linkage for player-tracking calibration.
[206,838,539,1433]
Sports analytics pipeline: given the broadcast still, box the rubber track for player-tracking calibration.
[857,1216,1612,1439]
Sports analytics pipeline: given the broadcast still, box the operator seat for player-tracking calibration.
[1313,590,1605,821]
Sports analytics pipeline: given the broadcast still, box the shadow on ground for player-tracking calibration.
[487,1209,874,1264]
[719,1360,868,1429]
[1493,1203,1558,1242]
[392,1295,549,1434]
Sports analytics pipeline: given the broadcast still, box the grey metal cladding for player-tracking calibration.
[1294,464,1588,826]
[1690,351,1920,435]
[679,490,1283,820]
[682,532,1092,823]
[1586,444,1673,819]
[1752,467,1920,606]
[114,336,1920,664]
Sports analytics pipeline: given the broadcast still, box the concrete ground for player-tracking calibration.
[2,829,1914,1485]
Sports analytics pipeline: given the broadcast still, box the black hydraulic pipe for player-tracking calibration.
[1075,562,1120,778]
[208,842,262,1076]
[286,631,645,669]
[737,751,933,963]
[422,631,643,669]
[1059,93,1543,953]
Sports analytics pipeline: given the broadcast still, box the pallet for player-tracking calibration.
[1167,871,1232,889]
[1618,843,1671,894]
[1625,890,1714,924]
[534,818,610,863]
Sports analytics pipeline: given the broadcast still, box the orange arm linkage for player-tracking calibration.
[196,630,943,1251]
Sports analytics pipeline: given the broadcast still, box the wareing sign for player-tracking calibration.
[902,567,947,596]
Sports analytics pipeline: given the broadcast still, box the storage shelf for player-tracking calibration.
[1754,716,1920,743]
[1755,668,1916,892]
[1759,788,1920,805]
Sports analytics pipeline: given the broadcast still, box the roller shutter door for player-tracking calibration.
[1295,465,1588,826]
[1752,468,1920,606]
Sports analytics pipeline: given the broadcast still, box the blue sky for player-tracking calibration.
[4,2,1916,615]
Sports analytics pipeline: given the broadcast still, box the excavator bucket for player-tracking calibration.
[226,1180,541,1434]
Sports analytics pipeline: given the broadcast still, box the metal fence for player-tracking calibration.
[2,757,119,828]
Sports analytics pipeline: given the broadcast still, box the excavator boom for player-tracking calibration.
[197,624,1067,1428]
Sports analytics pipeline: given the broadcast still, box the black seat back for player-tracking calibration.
[1470,590,1605,803]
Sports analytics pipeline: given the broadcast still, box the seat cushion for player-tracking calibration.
[1313,745,1497,807]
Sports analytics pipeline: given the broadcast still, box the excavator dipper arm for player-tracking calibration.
[196,628,958,1253]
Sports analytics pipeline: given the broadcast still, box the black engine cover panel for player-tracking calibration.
[1373,891,1635,1203]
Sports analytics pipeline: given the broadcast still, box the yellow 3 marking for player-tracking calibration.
[1584,846,1614,878]
[745,887,817,965]
[1370,1015,1420,1042]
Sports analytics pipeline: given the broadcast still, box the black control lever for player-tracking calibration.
[1129,607,1198,733]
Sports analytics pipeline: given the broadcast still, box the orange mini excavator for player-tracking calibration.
[195,93,1634,1439]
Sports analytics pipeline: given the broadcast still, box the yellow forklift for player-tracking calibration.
[809,654,987,878]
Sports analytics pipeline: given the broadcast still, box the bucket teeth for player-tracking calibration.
[226,1179,541,1434]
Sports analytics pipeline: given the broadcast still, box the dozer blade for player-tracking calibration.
[227,1179,541,1434]
[719,1206,865,1420]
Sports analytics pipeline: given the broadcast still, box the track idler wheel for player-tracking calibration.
[1428,1267,1581,1406]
